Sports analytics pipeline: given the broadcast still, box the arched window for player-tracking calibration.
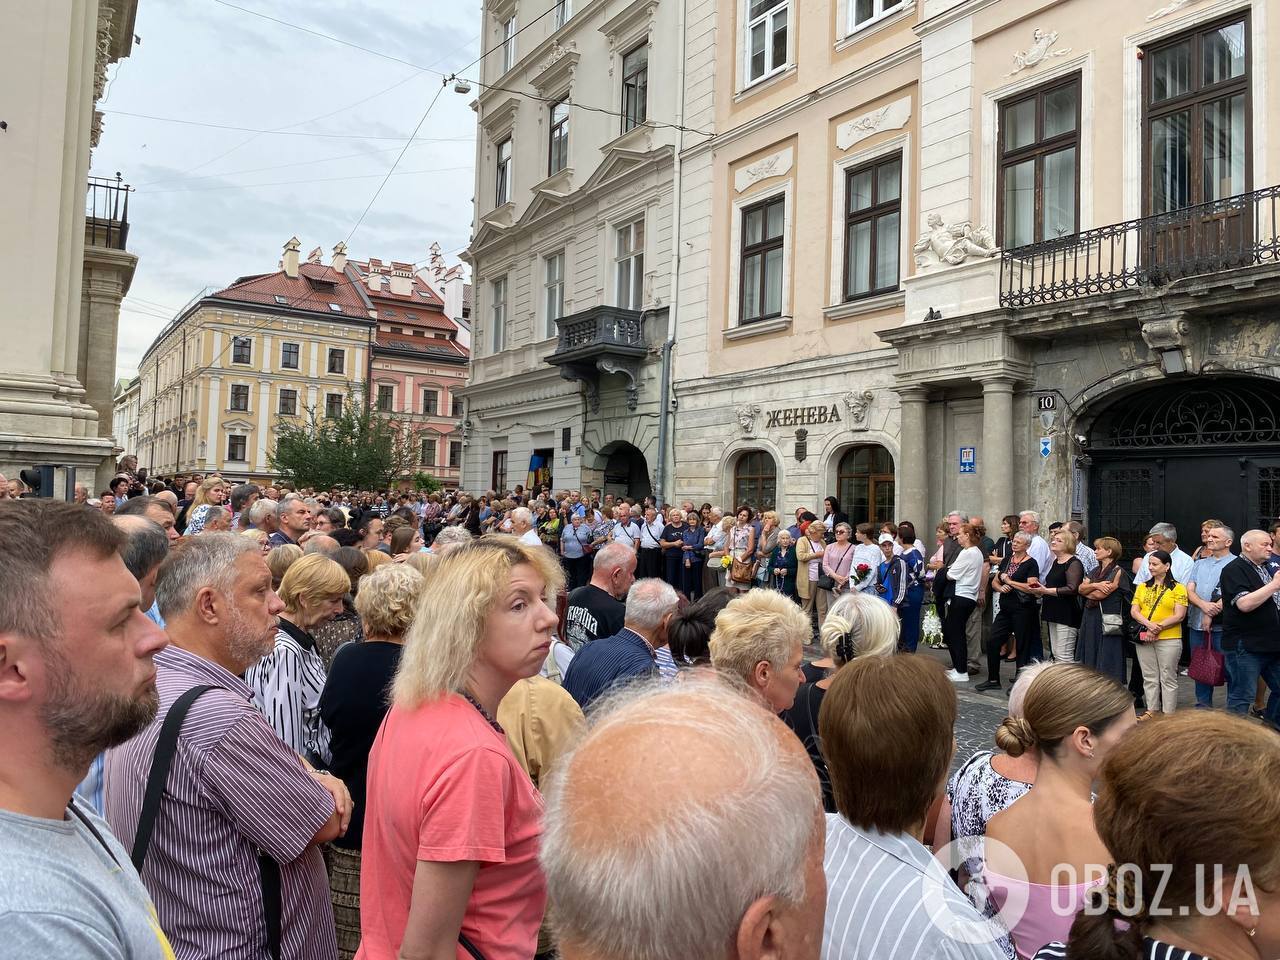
[836,445,895,526]
[733,450,777,511]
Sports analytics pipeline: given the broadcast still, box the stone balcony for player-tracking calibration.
[546,305,649,412]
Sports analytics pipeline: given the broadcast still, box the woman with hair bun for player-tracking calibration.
[1034,710,1280,960]
[982,665,1137,959]
[781,591,898,812]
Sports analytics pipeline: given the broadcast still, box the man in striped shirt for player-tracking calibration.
[105,534,352,959]
[819,654,1013,960]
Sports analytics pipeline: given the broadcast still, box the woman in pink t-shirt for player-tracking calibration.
[357,536,565,960]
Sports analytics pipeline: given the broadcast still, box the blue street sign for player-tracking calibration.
[959,446,976,474]
[1039,436,1053,459]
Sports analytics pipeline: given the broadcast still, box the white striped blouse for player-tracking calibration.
[246,619,331,764]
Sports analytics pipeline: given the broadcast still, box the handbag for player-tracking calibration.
[730,556,758,584]
[1101,613,1124,635]
[816,545,853,592]
[1188,631,1226,687]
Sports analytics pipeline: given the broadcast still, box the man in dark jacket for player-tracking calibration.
[1219,529,1280,718]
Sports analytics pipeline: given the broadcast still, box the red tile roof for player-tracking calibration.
[348,258,446,308]
[211,262,371,320]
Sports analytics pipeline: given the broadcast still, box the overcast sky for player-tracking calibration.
[94,0,482,380]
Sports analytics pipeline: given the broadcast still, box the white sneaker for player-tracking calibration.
[946,669,969,682]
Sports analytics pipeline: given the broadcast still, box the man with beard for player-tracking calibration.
[104,534,352,960]
[0,499,172,957]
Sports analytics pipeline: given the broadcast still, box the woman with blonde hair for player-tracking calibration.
[182,475,229,535]
[709,587,809,713]
[983,665,1137,958]
[1027,527,1086,663]
[247,554,351,761]
[319,564,426,959]
[359,537,563,960]
[796,520,827,630]
[753,509,782,588]
[1033,710,1280,960]
[266,542,303,591]
[782,591,899,811]
[363,548,393,574]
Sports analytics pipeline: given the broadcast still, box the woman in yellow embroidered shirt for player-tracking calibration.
[1130,549,1188,718]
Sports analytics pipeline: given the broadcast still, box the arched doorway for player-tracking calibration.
[733,450,777,511]
[1087,377,1280,557]
[600,442,651,501]
[836,444,896,527]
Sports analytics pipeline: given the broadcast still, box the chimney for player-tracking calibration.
[306,246,323,264]
[390,262,413,297]
[281,237,301,278]
[331,241,348,273]
[367,272,385,293]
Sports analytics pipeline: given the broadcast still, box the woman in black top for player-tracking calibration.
[1029,528,1086,663]
[821,496,850,544]
[318,563,426,959]
[658,508,689,593]
[978,532,1043,689]
[1076,536,1133,683]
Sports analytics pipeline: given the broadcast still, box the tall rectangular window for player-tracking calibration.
[849,0,903,34]
[492,451,508,491]
[423,390,439,415]
[544,251,565,338]
[376,385,394,411]
[491,277,508,353]
[231,336,252,364]
[745,0,788,85]
[999,74,1081,247]
[740,195,785,324]
[501,16,517,73]
[1144,14,1249,214]
[549,101,570,175]
[229,384,250,411]
[844,153,902,300]
[449,441,463,468]
[615,219,645,310]
[451,396,464,418]
[325,393,343,418]
[421,438,437,467]
[226,435,247,462]
[553,0,569,29]
[280,342,299,369]
[621,45,648,132]
[278,389,298,415]
[327,348,345,374]
[495,138,512,206]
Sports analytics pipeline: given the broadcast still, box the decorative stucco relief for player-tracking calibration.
[835,97,911,152]
[733,147,794,194]
[1005,28,1072,77]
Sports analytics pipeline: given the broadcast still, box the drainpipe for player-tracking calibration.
[655,0,688,506]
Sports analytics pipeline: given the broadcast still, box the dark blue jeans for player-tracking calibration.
[1226,647,1280,720]
[1189,628,1225,708]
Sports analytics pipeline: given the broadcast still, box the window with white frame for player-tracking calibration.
[553,0,569,30]
[621,44,648,132]
[226,435,247,462]
[848,0,903,35]
[278,388,298,416]
[376,384,394,411]
[229,384,250,412]
[325,393,343,418]
[843,153,902,300]
[544,251,565,338]
[495,138,512,206]
[745,0,788,86]
[549,100,569,175]
[491,277,508,352]
[423,389,440,415]
[740,195,785,323]
[501,16,517,73]
[615,219,645,310]
[421,438,437,466]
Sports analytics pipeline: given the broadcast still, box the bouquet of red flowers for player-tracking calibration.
[855,563,872,579]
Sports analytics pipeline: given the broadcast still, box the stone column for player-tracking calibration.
[896,387,929,527]
[979,376,1016,521]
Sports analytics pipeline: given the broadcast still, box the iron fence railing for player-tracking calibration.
[86,174,131,250]
[1000,184,1280,308]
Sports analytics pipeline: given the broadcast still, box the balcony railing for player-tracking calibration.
[551,305,646,356]
[1000,184,1280,308]
[86,174,131,250]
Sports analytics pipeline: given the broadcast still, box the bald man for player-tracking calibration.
[541,678,826,960]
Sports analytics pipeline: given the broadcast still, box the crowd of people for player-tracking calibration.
[2,461,1280,960]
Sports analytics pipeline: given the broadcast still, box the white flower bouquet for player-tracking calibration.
[921,605,945,649]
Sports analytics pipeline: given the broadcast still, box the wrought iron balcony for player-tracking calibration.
[1000,184,1280,308]
[86,174,131,250]
[546,305,649,412]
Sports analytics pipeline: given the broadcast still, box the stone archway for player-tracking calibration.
[1084,375,1280,556]
[597,441,652,501]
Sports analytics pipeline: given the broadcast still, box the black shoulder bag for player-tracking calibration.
[131,685,283,960]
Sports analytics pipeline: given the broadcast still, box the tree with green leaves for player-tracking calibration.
[269,397,423,491]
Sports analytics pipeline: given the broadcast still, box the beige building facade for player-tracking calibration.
[1,0,140,492]
[136,242,372,483]
[673,0,1280,550]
